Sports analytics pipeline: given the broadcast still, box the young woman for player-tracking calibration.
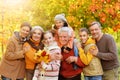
[78,28,103,80]
[33,31,61,80]
[0,22,32,80]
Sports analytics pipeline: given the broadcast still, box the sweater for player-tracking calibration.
[33,42,61,80]
[96,34,119,70]
[60,48,85,78]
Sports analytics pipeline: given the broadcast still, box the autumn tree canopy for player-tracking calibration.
[0,0,120,53]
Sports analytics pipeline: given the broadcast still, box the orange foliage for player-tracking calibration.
[115,2,120,10]
[99,12,107,23]
[112,24,120,32]
[106,0,111,3]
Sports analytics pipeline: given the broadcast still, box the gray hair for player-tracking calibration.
[58,27,72,37]
[31,26,44,35]
[90,21,102,28]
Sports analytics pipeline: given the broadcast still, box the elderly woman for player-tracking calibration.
[0,22,32,80]
[24,26,44,80]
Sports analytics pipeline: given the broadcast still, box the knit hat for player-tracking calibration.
[54,13,67,22]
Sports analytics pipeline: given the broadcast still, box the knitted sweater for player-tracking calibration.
[96,34,119,70]
[33,42,61,80]
[60,48,85,78]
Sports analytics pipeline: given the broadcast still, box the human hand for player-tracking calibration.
[32,77,37,80]
[38,63,42,69]
[89,47,98,56]
[74,39,81,48]
[41,61,47,69]
[66,56,78,64]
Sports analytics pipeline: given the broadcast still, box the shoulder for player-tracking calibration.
[103,34,114,40]
[23,42,30,47]
[7,34,18,44]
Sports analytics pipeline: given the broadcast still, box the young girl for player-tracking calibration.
[78,28,103,80]
[33,31,61,80]
[52,13,74,49]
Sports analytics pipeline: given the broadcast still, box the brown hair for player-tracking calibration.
[43,30,54,38]
[79,28,90,34]
[89,21,102,28]
[20,22,32,30]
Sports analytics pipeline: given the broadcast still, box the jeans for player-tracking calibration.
[1,75,24,80]
[84,75,102,80]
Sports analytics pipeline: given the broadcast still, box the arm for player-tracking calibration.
[24,43,39,63]
[4,39,25,60]
[79,48,88,65]
[79,47,94,65]
[65,55,85,68]
[97,37,117,60]
[41,60,60,71]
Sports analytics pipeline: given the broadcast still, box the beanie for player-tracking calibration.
[54,13,67,22]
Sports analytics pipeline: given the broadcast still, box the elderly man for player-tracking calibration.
[58,27,85,80]
[89,21,120,80]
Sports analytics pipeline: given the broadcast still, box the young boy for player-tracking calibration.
[79,28,103,80]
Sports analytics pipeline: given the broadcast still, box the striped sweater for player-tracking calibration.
[33,42,61,80]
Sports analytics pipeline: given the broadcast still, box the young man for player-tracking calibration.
[58,27,85,80]
[0,22,32,80]
[89,21,119,80]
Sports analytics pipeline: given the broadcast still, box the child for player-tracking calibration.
[32,31,61,80]
[52,13,74,49]
[78,28,103,80]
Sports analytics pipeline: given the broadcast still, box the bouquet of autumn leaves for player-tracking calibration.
[34,50,50,64]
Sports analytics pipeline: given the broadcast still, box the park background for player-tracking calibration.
[0,0,120,79]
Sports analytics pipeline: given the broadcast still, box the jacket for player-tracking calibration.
[79,38,103,76]
[0,32,26,80]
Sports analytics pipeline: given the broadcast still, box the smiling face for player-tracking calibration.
[32,29,42,42]
[59,31,70,46]
[89,24,102,40]
[19,26,31,38]
[43,32,55,46]
[54,20,64,29]
[79,31,89,44]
